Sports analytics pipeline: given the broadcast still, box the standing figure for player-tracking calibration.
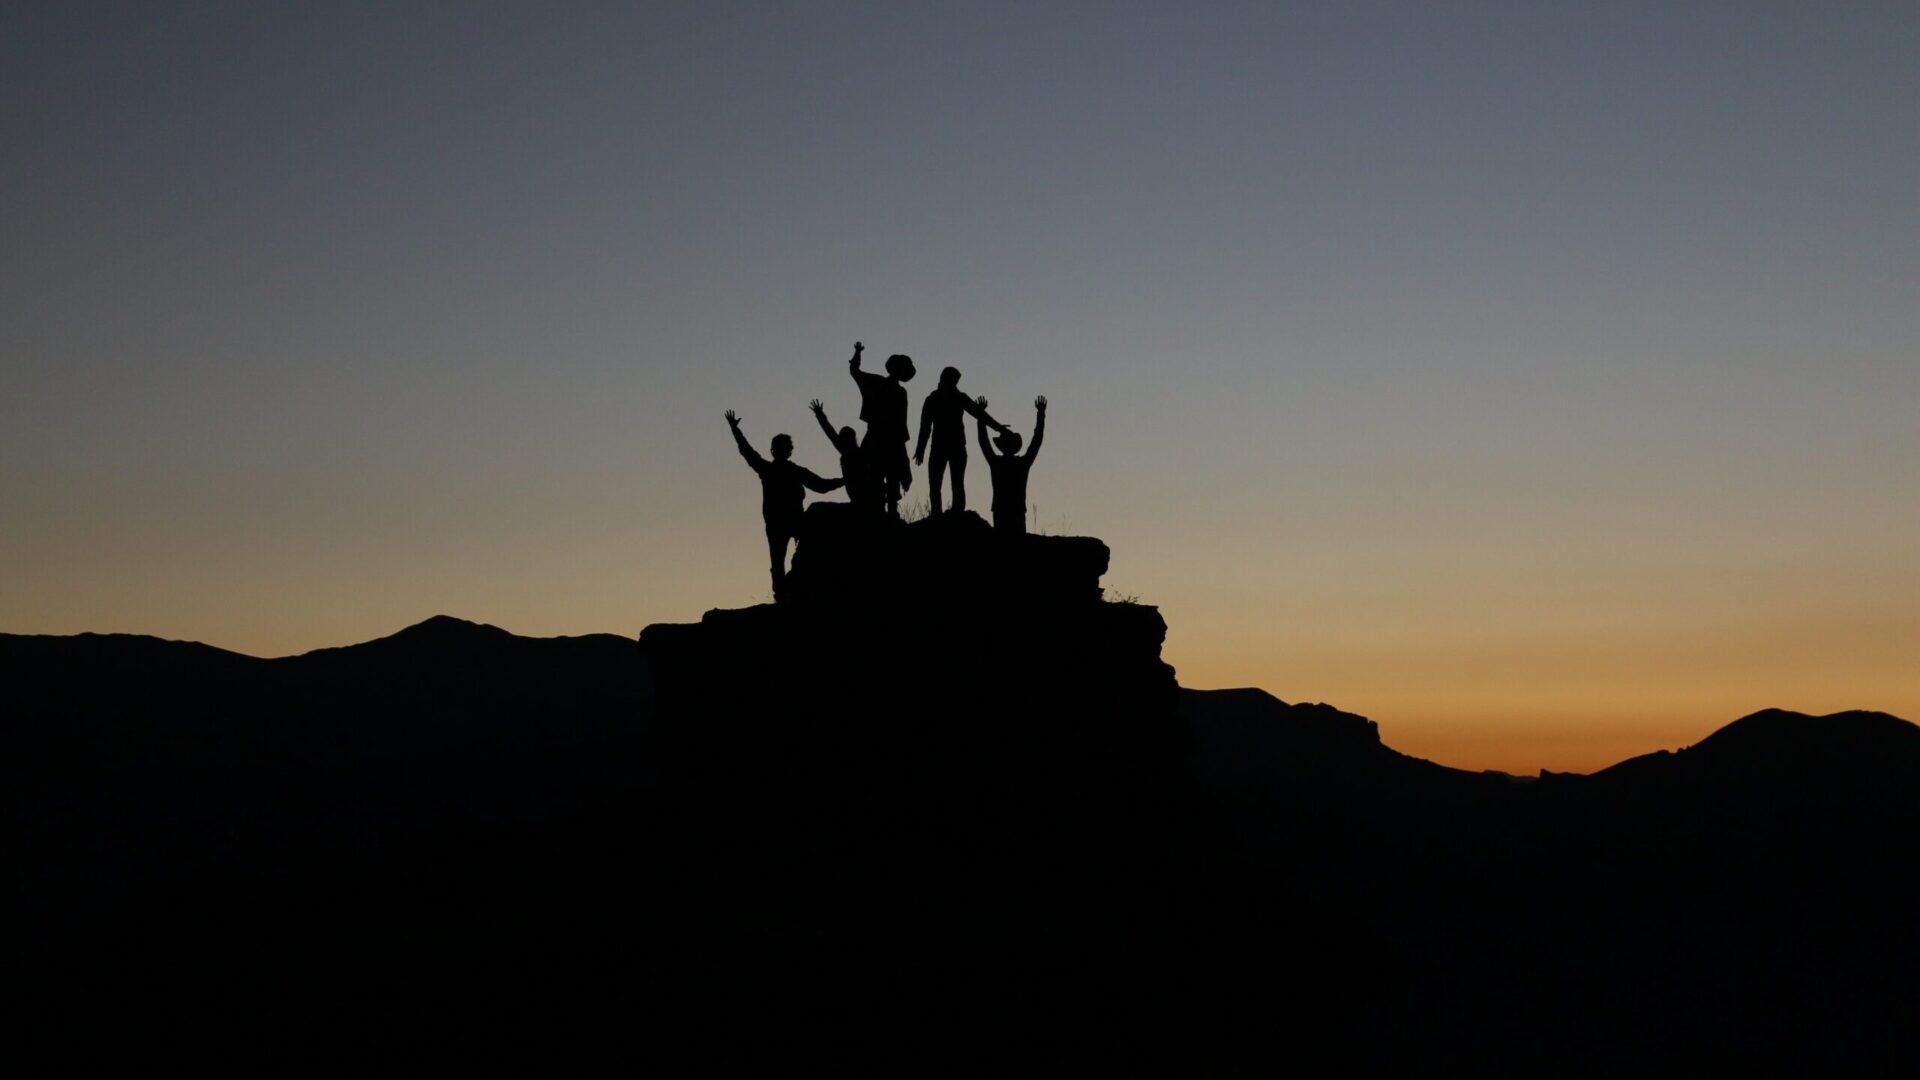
[809,398,876,510]
[977,395,1047,535]
[726,409,843,598]
[847,341,915,517]
[914,366,1010,516]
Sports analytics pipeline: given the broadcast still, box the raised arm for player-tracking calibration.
[809,399,838,446]
[975,397,997,459]
[848,340,885,395]
[725,409,764,470]
[960,393,1011,435]
[1024,396,1047,461]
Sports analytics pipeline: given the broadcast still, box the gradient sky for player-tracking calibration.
[5,2,1916,772]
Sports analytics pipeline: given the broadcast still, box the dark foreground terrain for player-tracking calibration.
[6,507,1916,1073]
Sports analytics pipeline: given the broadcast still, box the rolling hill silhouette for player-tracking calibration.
[4,511,1915,1070]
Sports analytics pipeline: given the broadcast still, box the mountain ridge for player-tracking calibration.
[5,512,1916,1071]
[13,618,1901,776]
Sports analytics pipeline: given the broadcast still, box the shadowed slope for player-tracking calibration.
[1174,690,1920,1072]
[637,506,1203,1063]
[5,583,1917,1069]
[3,616,656,1061]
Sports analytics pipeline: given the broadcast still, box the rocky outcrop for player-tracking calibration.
[641,505,1182,777]
[636,507,1205,1056]
[782,501,1111,607]
[10,548,1920,1070]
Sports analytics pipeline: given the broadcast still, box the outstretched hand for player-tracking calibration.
[725,408,740,426]
[808,398,824,414]
[976,395,988,410]
[853,341,864,354]
[1035,395,1048,412]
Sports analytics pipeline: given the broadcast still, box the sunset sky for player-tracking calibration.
[5,2,1915,772]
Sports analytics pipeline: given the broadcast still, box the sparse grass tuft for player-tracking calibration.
[1028,502,1074,536]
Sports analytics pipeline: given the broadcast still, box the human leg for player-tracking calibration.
[950,447,968,513]
[886,443,909,517]
[766,528,791,597]
[864,433,903,518]
[928,445,950,515]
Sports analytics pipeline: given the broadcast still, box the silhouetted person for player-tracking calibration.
[914,366,1010,516]
[847,341,915,517]
[978,395,1046,534]
[726,409,843,598]
[809,398,876,510]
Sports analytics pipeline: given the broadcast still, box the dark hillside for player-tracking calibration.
[4,517,1916,1071]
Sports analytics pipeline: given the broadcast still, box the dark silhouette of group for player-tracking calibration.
[727,340,1050,596]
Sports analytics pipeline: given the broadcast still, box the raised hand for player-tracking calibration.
[853,341,864,354]
[725,408,740,426]
[808,398,824,414]
[976,395,988,410]
[1035,395,1047,412]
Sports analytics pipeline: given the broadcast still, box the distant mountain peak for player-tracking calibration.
[289,614,516,661]
[1591,706,1920,785]
[1694,707,1920,753]
[388,615,512,640]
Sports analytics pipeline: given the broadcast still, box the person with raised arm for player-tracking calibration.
[726,408,843,598]
[846,340,915,518]
[809,398,875,511]
[976,395,1047,535]
[914,366,1010,516]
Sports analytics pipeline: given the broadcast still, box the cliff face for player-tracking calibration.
[637,506,1209,1053]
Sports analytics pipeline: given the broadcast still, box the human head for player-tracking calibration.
[771,434,794,460]
[995,430,1023,455]
[939,366,961,389]
[838,425,857,450]
[885,353,916,381]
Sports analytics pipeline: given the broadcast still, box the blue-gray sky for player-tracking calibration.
[5,1,1916,770]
